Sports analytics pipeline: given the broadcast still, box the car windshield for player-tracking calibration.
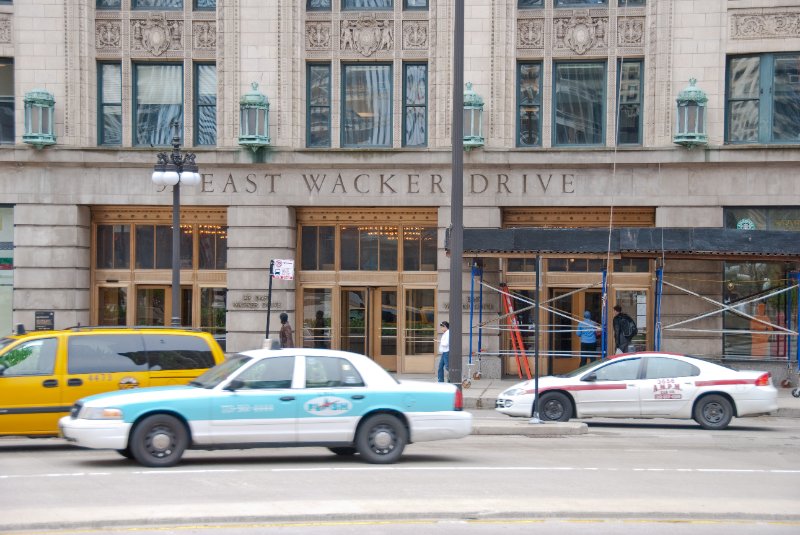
[0,337,18,352]
[189,355,252,388]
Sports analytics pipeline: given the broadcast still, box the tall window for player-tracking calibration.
[553,61,606,146]
[133,0,182,8]
[195,0,215,9]
[343,0,392,9]
[307,64,332,148]
[518,0,543,6]
[404,0,428,8]
[341,226,398,271]
[134,64,183,146]
[342,64,392,147]
[726,53,800,144]
[517,62,542,147]
[403,63,427,147]
[0,59,13,145]
[195,64,216,146]
[556,0,607,5]
[96,225,130,269]
[98,63,122,146]
[617,60,643,145]
[97,0,121,8]
[301,226,335,270]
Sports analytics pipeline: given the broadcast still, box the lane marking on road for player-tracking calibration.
[2,465,800,480]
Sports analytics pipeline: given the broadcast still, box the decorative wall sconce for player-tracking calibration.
[673,78,708,148]
[23,88,56,149]
[238,82,270,151]
[463,82,484,151]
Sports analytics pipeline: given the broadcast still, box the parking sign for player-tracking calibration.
[272,259,294,280]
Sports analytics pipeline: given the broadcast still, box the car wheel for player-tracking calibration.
[355,414,407,464]
[328,447,357,456]
[129,414,188,468]
[693,394,733,430]
[537,392,572,422]
[116,447,133,459]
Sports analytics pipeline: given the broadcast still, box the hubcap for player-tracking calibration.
[371,425,395,453]
[704,403,724,423]
[147,426,174,457]
[543,400,563,420]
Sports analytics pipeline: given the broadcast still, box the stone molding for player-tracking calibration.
[96,19,122,50]
[402,20,428,50]
[340,14,393,56]
[132,13,183,56]
[306,21,332,50]
[517,18,544,49]
[730,10,800,39]
[617,16,645,47]
[193,21,217,50]
[554,12,608,55]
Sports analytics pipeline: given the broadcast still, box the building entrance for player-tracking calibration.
[340,287,398,371]
[549,288,603,374]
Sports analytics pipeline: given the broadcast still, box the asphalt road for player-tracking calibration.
[1,412,799,533]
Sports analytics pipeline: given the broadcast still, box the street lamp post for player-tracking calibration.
[151,121,201,327]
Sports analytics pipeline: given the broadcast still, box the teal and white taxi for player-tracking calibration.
[60,347,472,467]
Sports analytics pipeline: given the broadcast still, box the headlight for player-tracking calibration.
[502,388,523,397]
[79,407,123,420]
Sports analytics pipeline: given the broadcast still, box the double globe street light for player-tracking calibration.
[151,121,201,327]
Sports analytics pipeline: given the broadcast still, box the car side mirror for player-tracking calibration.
[225,379,244,391]
[583,373,597,382]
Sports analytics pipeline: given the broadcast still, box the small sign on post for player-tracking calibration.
[265,259,295,343]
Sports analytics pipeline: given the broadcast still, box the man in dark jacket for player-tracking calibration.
[612,304,637,354]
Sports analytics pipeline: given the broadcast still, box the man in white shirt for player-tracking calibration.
[437,321,450,382]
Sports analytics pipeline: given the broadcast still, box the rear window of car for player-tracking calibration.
[68,334,147,374]
[305,356,364,388]
[143,334,215,370]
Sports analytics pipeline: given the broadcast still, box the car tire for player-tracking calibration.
[129,414,188,468]
[537,392,572,422]
[355,414,407,464]
[328,447,357,456]
[693,394,733,430]
[116,447,133,459]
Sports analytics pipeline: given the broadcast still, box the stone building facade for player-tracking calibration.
[1,1,799,383]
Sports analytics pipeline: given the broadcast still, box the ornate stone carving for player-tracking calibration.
[731,13,800,39]
[132,13,182,56]
[306,21,331,49]
[554,13,608,54]
[617,17,645,47]
[193,21,216,49]
[96,20,121,49]
[341,14,393,56]
[517,18,544,48]
[402,20,428,50]
[0,18,11,44]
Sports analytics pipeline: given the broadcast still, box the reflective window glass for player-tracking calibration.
[307,0,331,9]
[134,64,183,146]
[133,0,183,8]
[200,288,226,351]
[199,225,227,269]
[195,64,216,146]
[518,0,543,6]
[592,358,640,381]
[98,287,128,326]
[99,63,122,145]
[518,63,542,147]
[0,339,58,376]
[67,335,148,374]
[303,289,332,349]
[644,357,700,379]
[97,0,121,8]
[617,60,643,145]
[342,64,392,147]
[403,226,436,271]
[307,64,331,148]
[554,62,606,146]
[143,334,215,370]
[0,59,13,145]
[403,64,427,147]
[96,224,130,269]
[305,356,364,388]
[236,356,295,389]
[405,288,435,355]
[195,0,215,9]
[343,0,392,9]
[405,0,428,8]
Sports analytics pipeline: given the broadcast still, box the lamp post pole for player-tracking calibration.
[152,121,201,327]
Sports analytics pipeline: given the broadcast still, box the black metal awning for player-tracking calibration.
[454,227,800,260]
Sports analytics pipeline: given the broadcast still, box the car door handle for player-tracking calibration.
[351,395,365,400]
[67,378,83,387]
[42,379,58,388]
[280,396,295,401]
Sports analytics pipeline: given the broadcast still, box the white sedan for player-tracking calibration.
[495,352,777,429]
[60,348,472,467]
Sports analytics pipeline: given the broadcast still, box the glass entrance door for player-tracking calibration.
[339,287,398,371]
[135,286,192,326]
[548,288,603,375]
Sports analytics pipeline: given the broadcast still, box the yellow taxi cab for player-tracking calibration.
[0,325,226,437]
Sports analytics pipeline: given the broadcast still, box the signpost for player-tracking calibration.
[265,259,294,344]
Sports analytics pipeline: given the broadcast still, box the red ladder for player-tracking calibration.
[500,283,532,379]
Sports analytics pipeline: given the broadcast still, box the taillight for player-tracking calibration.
[454,388,464,411]
[755,373,771,387]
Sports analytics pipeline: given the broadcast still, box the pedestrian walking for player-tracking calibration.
[576,310,599,366]
[612,305,637,354]
[279,312,294,348]
[437,321,450,382]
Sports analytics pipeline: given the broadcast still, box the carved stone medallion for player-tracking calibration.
[133,13,181,56]
[341,14,393,56]
[618,17,644,47]
[96,20,121,49]
[402,20,428,50]
[193,21,216,49]
[0,18,11,44]
[731,13,800,39]
[518,18,544,48]
[306,21,332,49]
